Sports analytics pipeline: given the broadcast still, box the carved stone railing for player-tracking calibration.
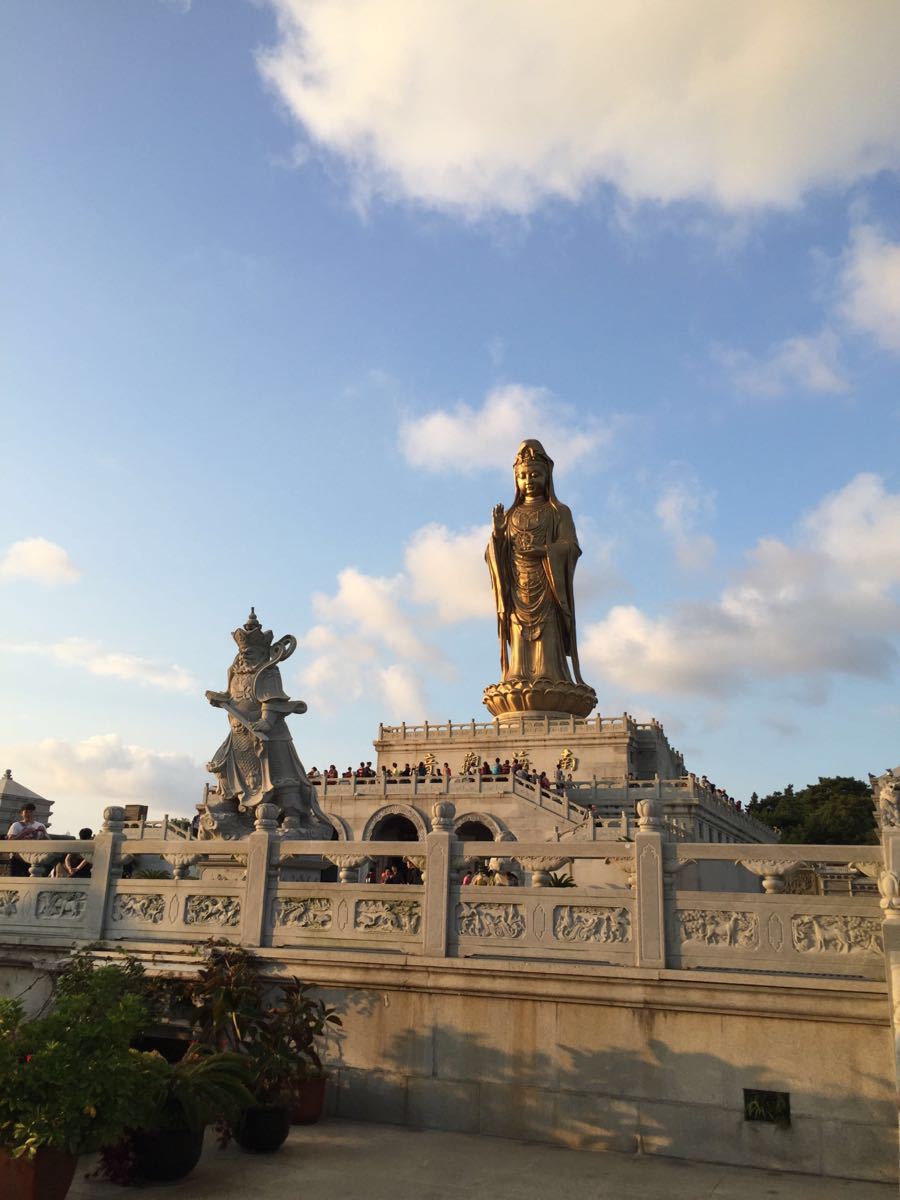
[376,713,635,741]
[0,806,886,983]
[310,770,771,841]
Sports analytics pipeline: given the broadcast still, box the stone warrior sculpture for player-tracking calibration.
[484,439,597,718]
[200,609,330,839]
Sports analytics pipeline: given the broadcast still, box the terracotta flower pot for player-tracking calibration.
[291,1076,327,1125]
[0,1147,78,1200]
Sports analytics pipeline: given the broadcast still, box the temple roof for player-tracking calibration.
[0,769,47,804]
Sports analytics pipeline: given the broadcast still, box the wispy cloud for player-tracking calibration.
[583,473,900,698]
[714,329,849,398]
[0,734,203,833]
[839,223,900,354]
[399,384,611,474]
[0,538,81,585]
[0,638,197,694]
[655,476,716,569]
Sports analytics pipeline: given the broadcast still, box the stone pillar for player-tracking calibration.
[82,806,126,941]
[423,800,454,958]
[634,797,665,968]
[241,803,277,949]
[871,767,900,1151]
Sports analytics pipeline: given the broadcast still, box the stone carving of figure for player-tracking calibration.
[484,440,597,718]
[202,609,329,839]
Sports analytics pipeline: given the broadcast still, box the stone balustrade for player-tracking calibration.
[308,772,772,842]
[377,713,635,740]
[0,806,885,982]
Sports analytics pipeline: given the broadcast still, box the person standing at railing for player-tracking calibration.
[5,802,47,877]
[63,828,93,879]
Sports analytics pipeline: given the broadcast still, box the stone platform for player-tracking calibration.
[374,712,685,781]
[69,1120,893,1199]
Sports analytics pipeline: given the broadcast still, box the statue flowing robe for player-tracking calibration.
[207,661,312,810]
[486,498,582,684]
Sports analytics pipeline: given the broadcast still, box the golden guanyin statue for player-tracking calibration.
[484,440,597,718]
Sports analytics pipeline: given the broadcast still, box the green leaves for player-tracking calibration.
[186,942,340,1100]
[747,776,876,845]
[0,958,154,1157]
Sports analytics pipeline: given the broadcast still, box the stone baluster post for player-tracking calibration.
[241,803,278,949]
[634,797,666,968]
[81,805,126,941]
[870,769,900,1128]
[423,800,455,958]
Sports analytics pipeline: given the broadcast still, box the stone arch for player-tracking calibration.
[321,812,350,841]
[362,803,428,842]
[453,811,506,841]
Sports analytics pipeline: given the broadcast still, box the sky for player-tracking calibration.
[1,1,899,834]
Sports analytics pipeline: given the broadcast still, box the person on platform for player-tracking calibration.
[6,802,48,878]
[64,828,93,879]
[7,802,47,842]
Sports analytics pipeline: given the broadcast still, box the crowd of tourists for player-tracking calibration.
[307,758,573,795]
[693,774,743,812]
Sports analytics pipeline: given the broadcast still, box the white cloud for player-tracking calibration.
[0,638,196,693]
[404,523,493,622]
[0,735,203,834]
[378,664,426,719]
[296,623,379,713]
[399,384,610,474]
[582,473,900,697]
[313,567,429,659]
[716,329,849,397]
[655,478,716,569]
[839,224,900,353]
[301,565,449,717]
[259,1,900,216]
[0,538,80,584]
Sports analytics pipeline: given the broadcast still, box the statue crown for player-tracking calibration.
[232,607,273,651]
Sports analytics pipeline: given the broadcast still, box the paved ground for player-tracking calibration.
[69,1119,895,1199]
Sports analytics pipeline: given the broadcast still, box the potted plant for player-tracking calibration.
[98,1048,254,1183]
[276,983,342,1125]
[0,956,155,1200]
[186,942,340,1150]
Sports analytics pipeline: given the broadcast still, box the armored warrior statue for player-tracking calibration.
[200,609,330,839]
[484,440,597,718]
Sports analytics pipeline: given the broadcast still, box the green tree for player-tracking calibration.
[746,776,876,845]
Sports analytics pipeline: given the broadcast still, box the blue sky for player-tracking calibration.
[2,1,899,833]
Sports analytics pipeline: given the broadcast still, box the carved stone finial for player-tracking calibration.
[254,803,280,832]
[878,870,900,913]
[636,798,662,831]
[870,767,900,832]
[102,806,126,833]
[431,799,456,832]
[3,768,11,780]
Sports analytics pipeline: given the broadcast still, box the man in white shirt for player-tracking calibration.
[5,802,47,878]
[7,802,48,841]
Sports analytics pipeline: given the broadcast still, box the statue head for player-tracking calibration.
[232,608,273,669]
[512,439,558,507]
